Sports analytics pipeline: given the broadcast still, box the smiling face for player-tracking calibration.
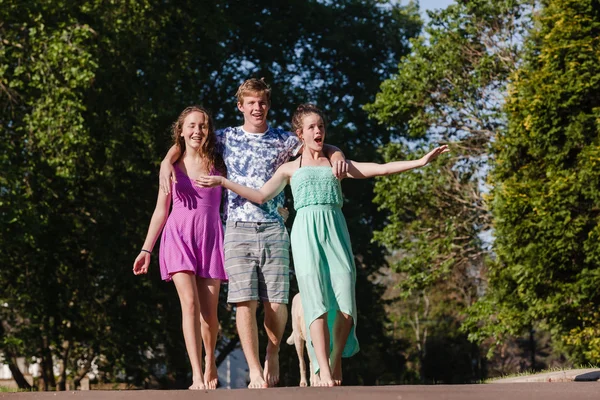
[181,111,209,151]
[237,91,270,133]
[297,112,326,152]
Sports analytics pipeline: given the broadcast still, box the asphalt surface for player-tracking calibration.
[2,383,599,400]
[3,369,599,400]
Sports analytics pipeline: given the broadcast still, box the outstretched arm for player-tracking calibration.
[347,145,448,179]
[133,188,172,275]
[158,145,182,195]
[196,164,291,205]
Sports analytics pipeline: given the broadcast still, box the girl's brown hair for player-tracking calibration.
[171,106,226,175]
[291,103,328,138]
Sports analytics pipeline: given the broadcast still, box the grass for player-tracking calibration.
[484,364,600,383]
[0,386,19,392]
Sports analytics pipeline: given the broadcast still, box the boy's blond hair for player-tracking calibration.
[236,78,271,105]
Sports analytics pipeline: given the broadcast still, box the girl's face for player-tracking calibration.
[181,111,209,151]
[298,113,326,152]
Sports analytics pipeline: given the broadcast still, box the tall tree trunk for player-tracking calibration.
[6,354,32,390]
[0,323,32,390]
[56,341,70,391]
[529,327,536,371]
[38,354,48,391]
[40,326,56,391]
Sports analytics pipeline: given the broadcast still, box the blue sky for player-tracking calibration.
[417,0,455,19]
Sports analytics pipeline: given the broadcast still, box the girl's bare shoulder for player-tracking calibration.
[278,160,299,178]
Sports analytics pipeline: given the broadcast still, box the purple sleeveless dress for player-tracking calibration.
[159,164,227,281]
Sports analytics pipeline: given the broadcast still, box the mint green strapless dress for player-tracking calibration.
[290,166,359,372]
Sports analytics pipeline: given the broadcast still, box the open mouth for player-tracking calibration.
[314,137,323,144]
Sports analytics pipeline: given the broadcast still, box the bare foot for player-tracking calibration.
[189,376,205,390]
[204,358,218,390]
[264,353,280,387]
[317,379,335,387]
[310,372,320,387]
[248,371,268,389]
[332,360,342,386]
[317,370,335,387]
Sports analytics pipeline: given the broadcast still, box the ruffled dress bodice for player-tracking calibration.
[290,166,343,210]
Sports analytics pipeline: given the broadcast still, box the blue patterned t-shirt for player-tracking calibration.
[216,126,302,222]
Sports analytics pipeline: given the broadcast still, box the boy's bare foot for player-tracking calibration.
[204,358,218,390]
[264,353,280,387]
[248,371,268,389]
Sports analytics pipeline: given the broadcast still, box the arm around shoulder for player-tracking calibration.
[159,144,182,194]
[324,143,346,162]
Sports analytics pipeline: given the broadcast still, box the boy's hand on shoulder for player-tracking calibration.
[159,161,177,195]
[332,160,348,180]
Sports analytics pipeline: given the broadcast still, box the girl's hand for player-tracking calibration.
[421,145,449,166]
[133,252,151,275]
[195,175,224,188]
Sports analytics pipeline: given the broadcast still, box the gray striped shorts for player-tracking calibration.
[224,221,290,304]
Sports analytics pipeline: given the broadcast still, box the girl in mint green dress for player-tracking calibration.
[196,104,448,386]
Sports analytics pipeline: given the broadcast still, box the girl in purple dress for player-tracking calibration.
[133,106,227,390]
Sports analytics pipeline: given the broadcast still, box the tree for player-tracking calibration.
[364,0,538,381]
[1,0,421,388]
[467,0,600,364]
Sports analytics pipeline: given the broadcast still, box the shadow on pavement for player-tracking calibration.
[574,371,600,382]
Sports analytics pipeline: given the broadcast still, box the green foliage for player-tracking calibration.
[365,0,537,381]
[565,316,600,362]
[0,0,420,388]
[469,0,600,364]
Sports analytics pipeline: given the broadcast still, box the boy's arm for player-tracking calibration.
[159,145,182,195]
[323,144,348,179]
[347,145,448,179]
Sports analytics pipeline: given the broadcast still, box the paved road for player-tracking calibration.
[2,384,599,400]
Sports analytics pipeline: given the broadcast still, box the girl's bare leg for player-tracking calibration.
[309,315,334,387]
[197,277,221,390]
[172,272,204,390]
[330,311,353,386]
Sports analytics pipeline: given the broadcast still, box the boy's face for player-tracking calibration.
[237,91,270,131]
